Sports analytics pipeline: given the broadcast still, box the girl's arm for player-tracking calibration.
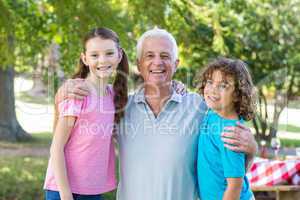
[223,178,243,200]
[50,116,76,200]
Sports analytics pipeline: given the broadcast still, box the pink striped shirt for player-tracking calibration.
[44,86,116,194]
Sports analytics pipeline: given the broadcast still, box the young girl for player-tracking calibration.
[44,27,129,200]
[197,57,256,200]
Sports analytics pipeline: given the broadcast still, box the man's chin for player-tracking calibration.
[144,79,172,87]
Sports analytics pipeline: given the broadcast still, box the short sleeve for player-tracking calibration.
[220,122,246,178]
[58,99,83,118]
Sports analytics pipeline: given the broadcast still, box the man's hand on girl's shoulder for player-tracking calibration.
[55,78,90,104]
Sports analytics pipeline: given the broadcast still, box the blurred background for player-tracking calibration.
[0,0,299,199]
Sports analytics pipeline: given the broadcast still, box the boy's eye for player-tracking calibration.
[206,80,213,85]
[220,83,228,89]
[91,54,98,58]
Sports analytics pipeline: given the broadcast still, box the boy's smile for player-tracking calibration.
[204,70,237,119]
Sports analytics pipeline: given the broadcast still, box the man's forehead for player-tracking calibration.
[142,38,173,53]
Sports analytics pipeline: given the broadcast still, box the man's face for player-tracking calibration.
[137,37,178,87]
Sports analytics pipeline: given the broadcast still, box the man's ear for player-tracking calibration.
[174,59,180,73]
[80,53,88,66]
[136,59,141,72]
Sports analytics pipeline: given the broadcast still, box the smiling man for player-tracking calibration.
[116,28,205,200]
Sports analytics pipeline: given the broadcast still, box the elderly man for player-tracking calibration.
[56,28,257,200]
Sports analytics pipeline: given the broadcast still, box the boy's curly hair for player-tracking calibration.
[197,57,257,121]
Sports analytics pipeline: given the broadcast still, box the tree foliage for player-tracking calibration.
[0,0,299,142]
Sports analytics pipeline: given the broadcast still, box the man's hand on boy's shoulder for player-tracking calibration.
[221,122,258,155]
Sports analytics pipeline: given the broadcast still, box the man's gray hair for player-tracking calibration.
[136,27,178,61]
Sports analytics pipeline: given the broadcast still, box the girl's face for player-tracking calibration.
[81,37,121,79]
[204,70,237,115]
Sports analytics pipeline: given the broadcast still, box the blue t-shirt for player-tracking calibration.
[197,109,253,200]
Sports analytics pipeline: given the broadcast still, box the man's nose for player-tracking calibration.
[152,55,163,65]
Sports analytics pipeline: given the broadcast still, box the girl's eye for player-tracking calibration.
[91,54,98,58]
[107,52,114,56]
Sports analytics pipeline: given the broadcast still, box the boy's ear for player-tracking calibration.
[80,53,88,66]
[233,91,239,102]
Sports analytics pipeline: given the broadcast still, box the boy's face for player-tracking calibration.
[204,70,236,115]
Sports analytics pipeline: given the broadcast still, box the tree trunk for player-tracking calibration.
[28,54,47,97]
[0,67,31,141]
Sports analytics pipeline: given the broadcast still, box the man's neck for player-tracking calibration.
[144,83,172,117]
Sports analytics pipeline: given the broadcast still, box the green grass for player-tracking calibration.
[0,156,48,200]
[0,133,116,200]
[0,132,52,149]
[0,157,116,200]
[278,124,300,133]
[280,138,300,148]
[245,122,300,134]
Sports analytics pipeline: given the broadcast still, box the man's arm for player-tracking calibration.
[221,122,258,171]
[53,79,90,130]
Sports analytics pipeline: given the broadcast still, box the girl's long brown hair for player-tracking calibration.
[72,27,129,124]
[197,57,256,121]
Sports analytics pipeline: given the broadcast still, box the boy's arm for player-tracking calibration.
[223,178,243,200]
[222,122,257,171]
[50,116,76,200]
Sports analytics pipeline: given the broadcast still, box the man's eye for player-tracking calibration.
[146,54,154,58]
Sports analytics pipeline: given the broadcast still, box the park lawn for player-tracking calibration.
[278,124,300,133]
[280,138,300,148]
[0,132,52,149]
[0,156,117,200]
[0,133,116,200]
[245,122,300,133]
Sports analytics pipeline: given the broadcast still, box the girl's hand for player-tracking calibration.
[221,122,258,156]
[60,193,74,200]
[55,78,90,104]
